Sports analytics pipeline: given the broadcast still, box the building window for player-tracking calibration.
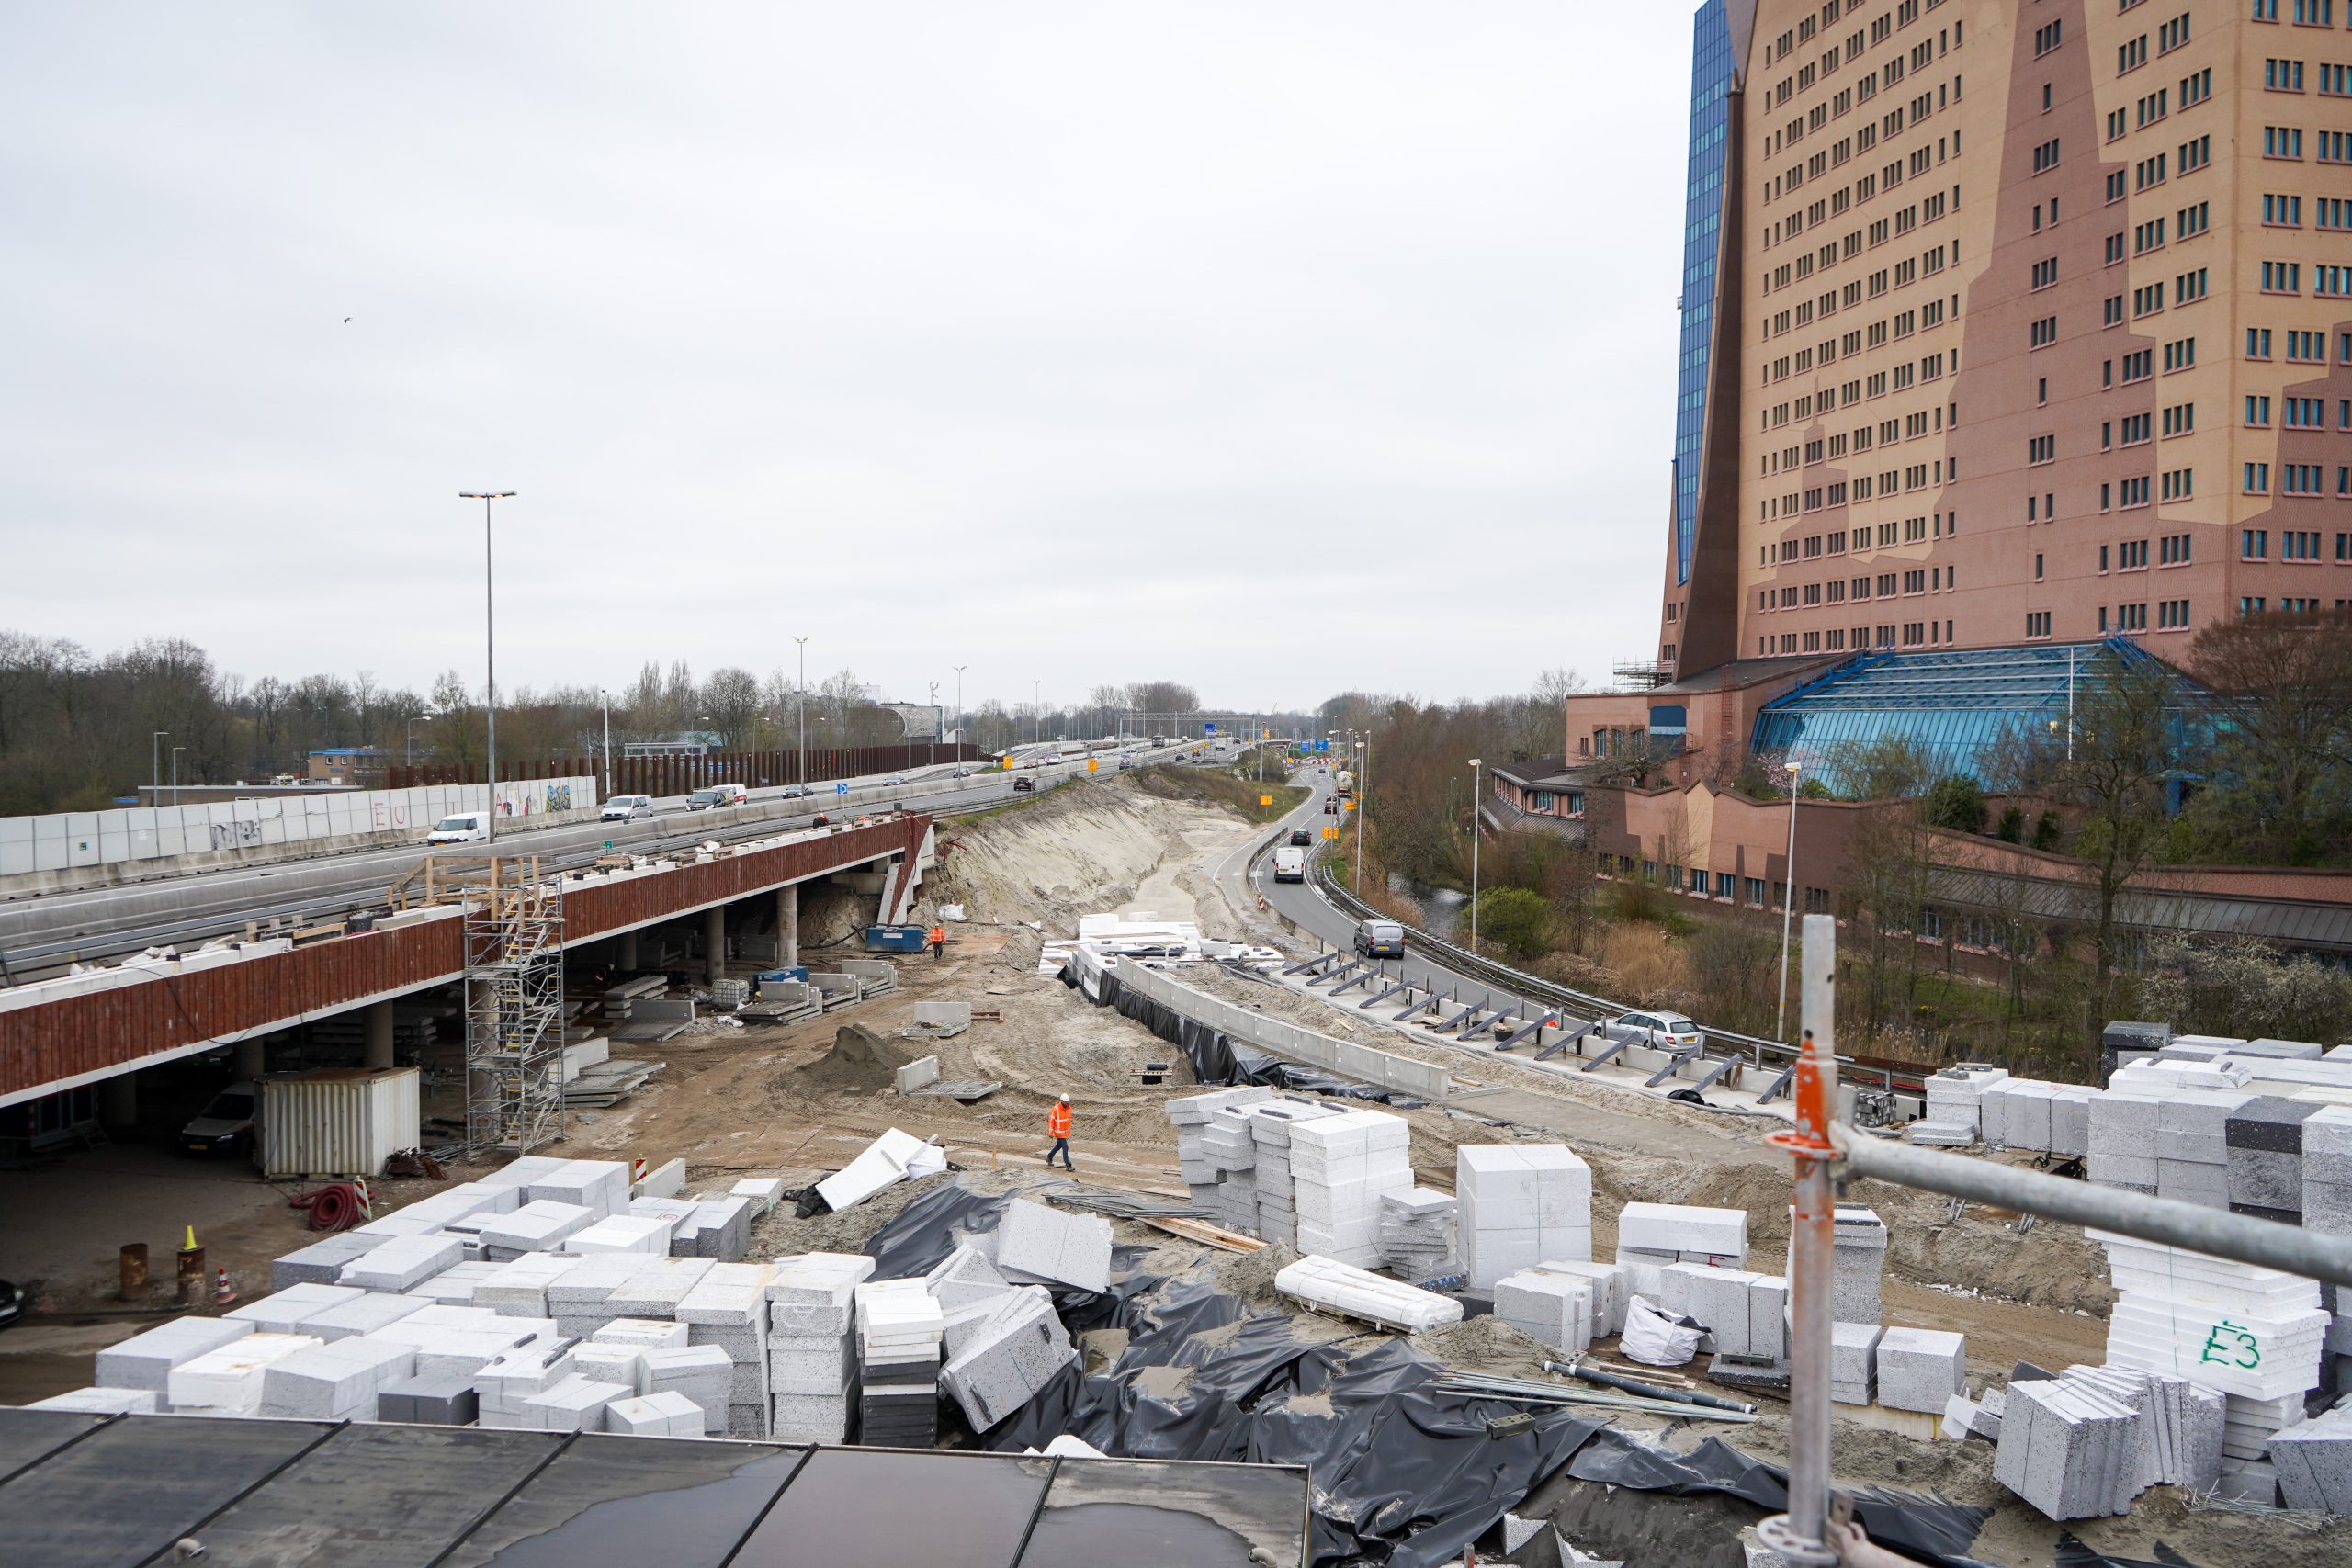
[2243,527,2269,559]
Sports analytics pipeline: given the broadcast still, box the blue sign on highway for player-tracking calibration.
[1314,739,1329,752]
[1204,722,1216,734]
[836,783,849,795]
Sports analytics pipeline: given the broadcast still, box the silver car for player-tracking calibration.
[1602,1010,1705,1052]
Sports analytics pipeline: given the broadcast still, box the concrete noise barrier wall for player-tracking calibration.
[1104,956,1453,1102]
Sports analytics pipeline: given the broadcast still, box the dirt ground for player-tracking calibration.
[2,772,2338,1566]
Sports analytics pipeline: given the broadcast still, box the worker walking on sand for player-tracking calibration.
[1044,1093,1074,1169]
[929,922,946,959]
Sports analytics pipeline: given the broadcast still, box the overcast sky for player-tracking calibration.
[1,3,1690,716]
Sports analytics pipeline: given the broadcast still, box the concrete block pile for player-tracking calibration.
[1247,1100,1339,1247]
[855,1278,944,1446]
[1165,1086,1275,1206]
[2267,1402,2352,1515]
[2226,1097,2320,1224]
[480,1200,594,1258]
[2086,1089,2162,1194]
[95,1316,251,1402]
[1291,1111,1416,1269]
[679,1261,776,1438]
[1874,1327,1966,1414]
[1976,1079,2095,1156]
[1377,1188,1457,1280]
[1201,1103,1264,1236]
[24,1387,160,1415]
[2307,1106,2352,1386]
[1993,1365,2224,1519]
[1661,1264,1784,1362]
[1494,1269,1593,1355]
[765,1251,873,1444]
[2096,1229,2331,1499]
[1829,1324,1879,1406]
[815,1127,946,1213]
[1910,1066,2009,1146]
[1528,1259,1632,1339]
[939,1283,1076,1431]
[1612,1201,1745,1301]
[604,1390,707,1437]
[1459,1145,1592,1289]
[1776,1203,1887,1325]
[1273,1255,1464,1332]
[644,1344,732,1434]
[170,1334,322,1416]
[995,1197,1113,1293]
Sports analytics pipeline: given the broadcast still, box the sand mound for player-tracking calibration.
[791,1023,916,1092]
[1411,1314,1560,1381]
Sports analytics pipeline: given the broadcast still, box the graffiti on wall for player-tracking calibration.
[209,820,265,851]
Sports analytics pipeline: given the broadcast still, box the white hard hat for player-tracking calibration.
[1058,1093,1069,1102]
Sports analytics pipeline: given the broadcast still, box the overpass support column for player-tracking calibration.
[706,906,726,984]
[618,930,639,970]
[777,885,798,968]
[364,1000,395,1070]
[233,1038,265,1080]
[101,1071,136,1130]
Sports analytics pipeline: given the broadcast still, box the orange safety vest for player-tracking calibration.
[930,926,945,944]
[1048,1102,1071,1139]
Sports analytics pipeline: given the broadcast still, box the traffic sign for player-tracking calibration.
[1259,795,1272,806]
[1002,757,1014,769]
[1322,825,1338,840]
[836,783,849,795]
[1086,758,1098,772]
[1204,722,1217,735]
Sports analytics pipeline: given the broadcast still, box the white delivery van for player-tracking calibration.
[1272,846,1307,883]
[601,794,655,821]
[427,811,490,844]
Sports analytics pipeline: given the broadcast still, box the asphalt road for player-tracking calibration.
[1,747,1196,976]
[1243,768,1574,1031]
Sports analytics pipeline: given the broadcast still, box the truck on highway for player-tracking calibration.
[1334,770,1354,797]
[1272,845,1306,883]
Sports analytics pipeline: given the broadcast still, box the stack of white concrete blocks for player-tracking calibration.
[996,1198,1114,1293]
[938,1278,1076,1432]
[1829,1324,1880,1406]
[643,1343,733,1434]
[2096,1228,2330,1500]
[854,1278,945,1446]
[1201,1103,1265,1237]
[765,1251,873,1443]
[1659,1264,1785,1363]
[1274,1255,1463,1332]
[2154,1089,2255,1211]
[480,1200,597,1259]
[680,1261,777,1438]
[1459,1145,1592,1289]
[1874,1327,1968,1415]
[1977,1079,2095,1157]
[256,1336,418,1422]
[1290,1111,1415,1268]
[1775,1203,1887,1325]
[1378,1189,1457,1280]
[1494,1269,1595,1354]
[1994,1365,2224,1520]
[1166,1086,1275,1207]
[93,1317,254,1409]
[1910,1066,2009,1146]
[1248,1100,1339,1248]
[1612,1201,1746,1303]
[2267,1402,2352,1515]
[603,1391,709,1437]
[167,1334,324,1416]
[2086,1087,2164,1195]
[1525,1260,1633,1340]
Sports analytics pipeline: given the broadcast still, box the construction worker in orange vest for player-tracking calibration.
[1045,1093,1074,1169]
[929,922,946,959]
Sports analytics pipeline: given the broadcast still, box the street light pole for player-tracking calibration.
[927,682,939,767]
[953,666,967,760]
[407,711,436,769]
[1775,761,1804,1043]
[152,732,168,804]
[459,491,515,843]
[792,637,809,786]
[1467,758,1483,951]
[599,690,613,797]
[1355,739,1366,882]
[171,745,187,806]
[1032,679,1041,747]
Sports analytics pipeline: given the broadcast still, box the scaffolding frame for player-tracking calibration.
[462,855,567,1156]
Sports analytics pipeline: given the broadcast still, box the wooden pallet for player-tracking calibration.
[1143,1216,1266,1253]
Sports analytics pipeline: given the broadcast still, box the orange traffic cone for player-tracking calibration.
[212,1266,236,1306]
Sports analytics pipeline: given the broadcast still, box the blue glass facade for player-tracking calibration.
[1671,0,1736,588]
[1750,642,2202,793]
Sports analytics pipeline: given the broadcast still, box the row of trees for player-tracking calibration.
[0,630,1241,814]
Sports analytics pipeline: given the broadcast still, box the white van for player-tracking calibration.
[1272,846,1307,883]
[601,794,654,822]
[427,811,490,845]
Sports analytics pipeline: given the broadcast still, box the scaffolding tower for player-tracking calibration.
[462,856,567,1156]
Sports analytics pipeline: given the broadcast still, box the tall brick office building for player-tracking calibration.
[1657,0,2352,683]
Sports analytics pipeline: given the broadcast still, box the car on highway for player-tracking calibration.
[1323,798,1339,815]
[1012,776,1036,793]
[951,767,973,778]
[0,1277,23,1331]
[1286,829,1312,847]
[1351,919,1406,960]
[687,784,748,811]
[427,811,491,845]
[179,1081,258,1158]
[1599,1010,1705,1053]
[600,794,654,822]
[779,784,812,798]
[1042,754,1063,766]
[1272,846,1307,883]
[881,773,909,785]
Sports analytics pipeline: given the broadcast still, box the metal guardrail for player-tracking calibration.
[1306,855,1913,1097]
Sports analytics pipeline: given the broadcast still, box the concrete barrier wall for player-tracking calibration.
[0,777,600,881]
[1109,957,1453,1101]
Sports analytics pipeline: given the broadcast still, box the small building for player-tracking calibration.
[307,747,385,785]
[1486,758,1589,841]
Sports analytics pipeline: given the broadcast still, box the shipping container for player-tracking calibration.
[260,1066,421,1179]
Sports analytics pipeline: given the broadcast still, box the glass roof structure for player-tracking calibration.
[1750,639,2199,792]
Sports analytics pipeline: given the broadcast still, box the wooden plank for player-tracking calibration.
[1143,1216,1266,1253]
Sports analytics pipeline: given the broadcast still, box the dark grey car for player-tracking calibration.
[1352,919,1406,959]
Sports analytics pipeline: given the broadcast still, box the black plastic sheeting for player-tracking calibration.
[1067,964,1421,1107]
[865,1182,1992,1568]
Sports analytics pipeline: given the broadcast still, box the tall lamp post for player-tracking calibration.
[1355,739,1367,882]
[927,681,940,767]
[458,491,515,843]
[1775,761,1804,1043]
[1032,679,1041,747]
[152,732,168,803]
[171,745,188,806]
[1467,757,1483,951]
[597,691,613,797]
[952,665,967,759]
[406,711,436,769]
[791,636,810,786]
